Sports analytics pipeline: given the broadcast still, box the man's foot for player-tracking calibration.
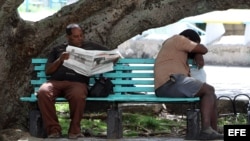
[47,132,61,138]
[68,133,84,139]
[199,127,224,140]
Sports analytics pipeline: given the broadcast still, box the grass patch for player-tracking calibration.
[218,113,248,125]
[55,103,248,137]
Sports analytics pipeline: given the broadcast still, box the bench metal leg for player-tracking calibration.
[185,109,200,140]
[248,101,250,125]
[29,110,47,138]
[107,103,123,139]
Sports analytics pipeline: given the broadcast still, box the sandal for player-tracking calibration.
[68,133,84,139]
[199,127,224,140]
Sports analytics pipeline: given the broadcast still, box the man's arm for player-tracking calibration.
[191,44,208,54]
[45,52,69,75]
[193,54,204,69]
[190,44,208,69]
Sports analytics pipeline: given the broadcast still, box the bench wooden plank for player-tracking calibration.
[20,93,199,103]
[32,58,47,63]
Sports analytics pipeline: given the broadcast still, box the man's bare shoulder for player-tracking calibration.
[162,35,186,45]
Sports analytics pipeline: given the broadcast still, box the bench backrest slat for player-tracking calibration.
[32,58,47,63]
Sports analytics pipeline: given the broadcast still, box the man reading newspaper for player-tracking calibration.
[36,23,120,139]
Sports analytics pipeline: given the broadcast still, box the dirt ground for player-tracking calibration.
[0,128,186,141]
[0,102,234,141]
[0,129,31,141]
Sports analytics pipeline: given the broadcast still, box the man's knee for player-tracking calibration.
[197,84,215,97]
[203,84,215,93]
[69,92,86,102]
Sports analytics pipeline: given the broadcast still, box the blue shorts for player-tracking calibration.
[155,74,203,98]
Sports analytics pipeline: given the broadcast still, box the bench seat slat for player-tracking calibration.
[20,94,199,103]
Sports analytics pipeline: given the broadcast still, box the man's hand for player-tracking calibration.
[113,57,120,64]
[59,52,70,62]
[193,54,204,69]
[45,52,70,75]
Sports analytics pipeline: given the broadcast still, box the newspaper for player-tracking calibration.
[63,45,122,76]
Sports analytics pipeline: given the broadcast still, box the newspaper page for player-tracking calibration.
[63,45,122,76]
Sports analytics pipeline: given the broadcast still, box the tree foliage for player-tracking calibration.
[0,0,249,130]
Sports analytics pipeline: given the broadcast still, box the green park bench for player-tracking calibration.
[20,58,200,139]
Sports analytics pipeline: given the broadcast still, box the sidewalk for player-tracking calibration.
[18,136,186,141]
[18,136,224,141]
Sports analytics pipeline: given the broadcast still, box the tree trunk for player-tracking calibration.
[0,0,249,130]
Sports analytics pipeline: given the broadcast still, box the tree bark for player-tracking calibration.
[0,0,249,130]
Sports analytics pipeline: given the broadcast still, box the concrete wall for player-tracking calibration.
[118,38,250,67]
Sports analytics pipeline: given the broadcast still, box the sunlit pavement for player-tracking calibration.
[19,11,55,22]
[18,136,185,141]
[18,136,225,141]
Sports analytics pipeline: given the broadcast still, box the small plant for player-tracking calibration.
[218,113,248,125]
